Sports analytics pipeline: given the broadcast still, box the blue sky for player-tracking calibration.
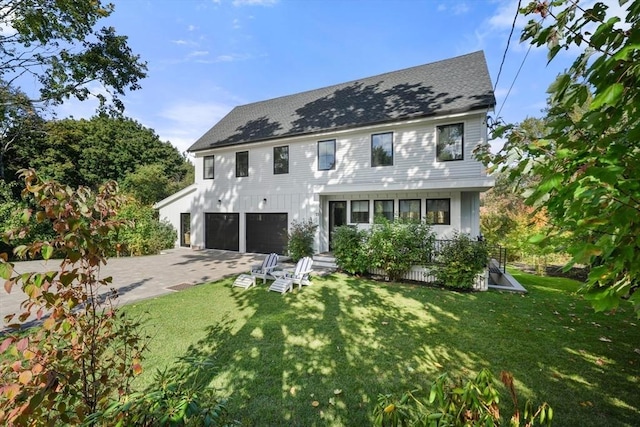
[53,0,588,155]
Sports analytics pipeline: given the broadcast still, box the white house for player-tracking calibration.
[156,51,496,255]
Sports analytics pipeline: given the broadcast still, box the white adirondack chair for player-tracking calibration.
[250,253,279,284]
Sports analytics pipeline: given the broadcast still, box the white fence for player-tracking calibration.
[369,266,489,291]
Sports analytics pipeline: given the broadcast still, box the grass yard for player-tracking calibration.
[124,269,640,426]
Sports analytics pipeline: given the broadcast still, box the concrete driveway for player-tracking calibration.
[0,248,263,331]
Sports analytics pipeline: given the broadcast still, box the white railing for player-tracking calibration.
[369,266,488,291]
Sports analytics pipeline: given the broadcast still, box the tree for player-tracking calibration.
[481,1,640,315]
[0,82,44,181]
[0,0,146,112]
[6,115,193,194]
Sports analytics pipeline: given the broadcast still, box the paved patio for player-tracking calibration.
[0,248,263,331]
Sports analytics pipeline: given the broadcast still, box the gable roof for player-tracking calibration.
[188,51,495,152]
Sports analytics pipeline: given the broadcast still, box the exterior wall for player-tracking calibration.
[156,185,197,248]
[161,110,493,253]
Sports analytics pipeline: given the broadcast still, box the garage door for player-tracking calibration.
[246,213,288,254]
[205,213,239,251]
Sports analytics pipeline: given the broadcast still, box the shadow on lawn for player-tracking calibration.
[169,273,640,426]
[170,275,484,425]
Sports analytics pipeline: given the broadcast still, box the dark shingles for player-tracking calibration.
[188,51,495,152]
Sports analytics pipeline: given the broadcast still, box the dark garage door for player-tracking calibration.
[205,213,239,251]
[246,213,288,254]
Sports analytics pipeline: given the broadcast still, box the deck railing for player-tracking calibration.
[432,239,507,274]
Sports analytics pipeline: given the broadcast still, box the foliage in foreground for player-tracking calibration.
[478,1,640,315]
[0,170,147,425]
[87,356,235,426]
[331,225,369,275]
[373,369,552,427]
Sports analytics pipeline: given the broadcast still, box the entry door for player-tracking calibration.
[328,201,347,250]
[180,213,191,247]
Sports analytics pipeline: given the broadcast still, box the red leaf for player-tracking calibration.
[0,337,13,353]
[16,337,28,352]
[4,279,14,294]
[19,371,32,385]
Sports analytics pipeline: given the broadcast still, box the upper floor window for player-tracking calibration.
[399,199,420,221]
[437,123,464,161]
[350,200,369,223]
[371,132,393,167]
[274,146,289,174]
[203,155,214,179]
[426,198,451,225]
[374,200,394,222]
[236,151,249,177]
[318,139,336,171]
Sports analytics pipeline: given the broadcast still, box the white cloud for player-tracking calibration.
[188,50,209,58]
[172,39,189,45]
[232,18,241,29]
[156,101,233,153]
[437,1,470,15]
[187,24,198,31]
[232,0,278,7]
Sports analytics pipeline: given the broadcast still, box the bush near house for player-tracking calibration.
[287,219,318,262]
[331,225,369,275]
[432,231,490,290]
[333,221,490,288]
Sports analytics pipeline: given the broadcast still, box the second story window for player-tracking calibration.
[371,132,393,166]
[437,123,464,161]
[399,199,420,221]
[350,200,369,223]
[236,151,249,177]
[318,139,336,171]
[203,155,214,179]
[274,146,289,174]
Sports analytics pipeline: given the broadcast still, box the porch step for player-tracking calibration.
[313,254,338,270]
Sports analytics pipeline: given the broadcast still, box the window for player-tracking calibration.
[374,200,394,222]
[203,155,214,179]
[236,151,249,177]
[274,146,289,174]
[350,200,369,224]
[426,199,451,225]
[399,199,421,221]
[437,123,464,161]
[318,139,336,170]
[371,132,393,166]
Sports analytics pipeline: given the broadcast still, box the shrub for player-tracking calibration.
[332,225,369,275]
[368,218,435,282]
[0,169,147,425]
[433,232,489,289]
[372,369,553,427]
[287,219,317,262]
[88,356,235,426]
[114,199,177,256]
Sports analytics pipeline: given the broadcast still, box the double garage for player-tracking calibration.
[204,213,288,254]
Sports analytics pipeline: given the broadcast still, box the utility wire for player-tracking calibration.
[494,0,522,92]
[496,44,533,119]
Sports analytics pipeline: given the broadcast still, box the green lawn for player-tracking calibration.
[125,269,640,426]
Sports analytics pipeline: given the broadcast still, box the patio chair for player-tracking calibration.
[285,256,314,290]
[250,253,279,284]
[232,274,256,289]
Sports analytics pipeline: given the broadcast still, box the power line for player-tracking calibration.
[494,0,522,92]
[496,44,533,119]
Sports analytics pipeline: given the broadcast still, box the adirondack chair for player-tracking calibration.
[286,256,314,290]
[250,253,279,284]
[268,256,314,294]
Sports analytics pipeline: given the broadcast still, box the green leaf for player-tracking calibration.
[590,83,623,110]
[41,244,54,260]
[0,261,13,280]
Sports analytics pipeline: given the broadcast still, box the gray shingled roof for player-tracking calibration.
[188,51,495,152]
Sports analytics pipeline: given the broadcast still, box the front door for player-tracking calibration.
[328,201,347,250]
